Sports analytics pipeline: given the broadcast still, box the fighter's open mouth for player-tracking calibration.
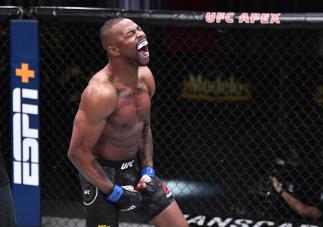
[137,40,148,52]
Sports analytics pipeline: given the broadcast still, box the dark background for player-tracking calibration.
[1,1,323,226]
[35,16,323,224]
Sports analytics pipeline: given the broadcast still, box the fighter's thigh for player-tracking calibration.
[150,200,188,227]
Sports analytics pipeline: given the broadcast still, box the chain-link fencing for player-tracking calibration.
[0,20,10,174]
[2,8,323,227]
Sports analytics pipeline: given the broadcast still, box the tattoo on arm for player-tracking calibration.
[138,120,153,167]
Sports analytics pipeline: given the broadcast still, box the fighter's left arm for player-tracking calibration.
[138,118,154,168]
[136,66,157,190]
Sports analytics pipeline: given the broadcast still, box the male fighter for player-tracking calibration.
[68,17,188,227]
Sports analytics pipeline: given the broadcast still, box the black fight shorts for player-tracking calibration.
[79,158,174,227]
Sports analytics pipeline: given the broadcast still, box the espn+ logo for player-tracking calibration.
[12,63,39,186]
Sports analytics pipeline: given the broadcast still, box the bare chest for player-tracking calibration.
[108,89,151,129]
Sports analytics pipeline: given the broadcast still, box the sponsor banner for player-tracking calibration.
[41,215,321,227]
[205,12,281,25]
[10,20,41,227]
[185,214,320,227]
[181,73,251,102]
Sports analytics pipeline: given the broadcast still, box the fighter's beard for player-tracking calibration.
[126,55,149,67]
[138,61,148,66]
[133,58,149,66]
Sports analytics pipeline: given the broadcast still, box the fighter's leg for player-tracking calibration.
[149,200,188,227]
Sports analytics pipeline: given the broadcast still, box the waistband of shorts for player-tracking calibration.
[95,157,138,168]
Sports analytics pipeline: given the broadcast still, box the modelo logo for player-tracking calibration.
[12,63,39,186]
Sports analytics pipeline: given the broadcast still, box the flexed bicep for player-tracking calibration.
[69,82,117,152]
[67,82,117,194]
[68,109,106,155]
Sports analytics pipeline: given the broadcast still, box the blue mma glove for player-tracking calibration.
[138,167,158,193]
[106,184,142,211]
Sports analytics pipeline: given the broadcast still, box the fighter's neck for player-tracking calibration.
[107,61,139,86]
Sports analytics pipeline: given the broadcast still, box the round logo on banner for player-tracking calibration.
[83,183,98,206]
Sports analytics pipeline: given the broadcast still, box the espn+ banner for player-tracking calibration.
[10,20,41,227]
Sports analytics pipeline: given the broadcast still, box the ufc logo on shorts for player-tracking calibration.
[120,160,134,170]
[12,88,39,186]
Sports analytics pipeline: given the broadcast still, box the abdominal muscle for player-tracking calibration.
[93,121,144,161]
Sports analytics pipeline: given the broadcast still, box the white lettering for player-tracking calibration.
[226,13,235,23]
[13,160,21,184]
[22,88,38,99]
[253,221,275,227]
[250,13,261,23]
[216,12,225,23]
[205,12,216,23]
[23,138,38,162]
[239,13,249,23]
[12,88,39,186]
[278,224,293,227]
[300,225,318,227]
[22,114,38,138]
[232,218,253,227]
[270,13,281,24]
[13,88,21,112]
[13,113,22,161]
[185,215,317,227]
[121,160,134,170]
[207,217,232,226]
[205,12,281,25]
[187,215,206,226]
[22,103,38,115]
[260,13,270,24]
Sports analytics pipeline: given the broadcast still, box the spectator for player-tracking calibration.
[272,177,322,220]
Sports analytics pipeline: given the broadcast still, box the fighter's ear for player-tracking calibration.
[107,45,120,57]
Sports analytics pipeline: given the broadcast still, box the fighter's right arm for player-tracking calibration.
[68,83,117,194]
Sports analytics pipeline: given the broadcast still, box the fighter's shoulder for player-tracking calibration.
[85,72,115,99]
[80,71,117,118]
[139,66,155,97]
[139,66,154,80]
[84,81,116,102]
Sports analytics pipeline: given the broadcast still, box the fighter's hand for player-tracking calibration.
[272,177,283,193]
[106,184,142,211]
[136,167,158,193]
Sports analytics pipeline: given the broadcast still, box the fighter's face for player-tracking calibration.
[114,19,149,66]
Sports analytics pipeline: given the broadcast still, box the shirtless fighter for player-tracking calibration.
[68,17,188,227]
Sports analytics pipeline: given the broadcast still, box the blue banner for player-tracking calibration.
[10,20,41,227]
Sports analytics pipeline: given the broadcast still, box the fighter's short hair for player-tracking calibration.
[100,17,125,50]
